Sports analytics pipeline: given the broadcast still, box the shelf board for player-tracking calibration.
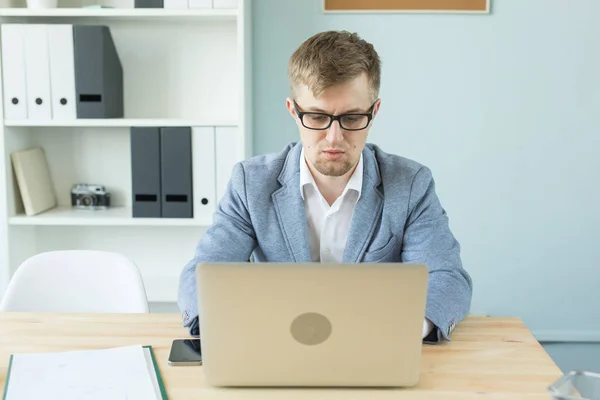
[0,7,238,21]
[9,206,211,227]
[4,118,237,128]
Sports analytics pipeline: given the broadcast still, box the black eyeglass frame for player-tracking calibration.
[292,100,376,131]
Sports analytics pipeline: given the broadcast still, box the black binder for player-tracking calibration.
[73,25,124,118]
[131,127,162,218]
[160,127,193,218]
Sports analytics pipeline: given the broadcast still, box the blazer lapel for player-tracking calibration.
[272,143,312,262]
[343,148,383,262]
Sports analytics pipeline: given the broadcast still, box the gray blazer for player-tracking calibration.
[178,141,473,344]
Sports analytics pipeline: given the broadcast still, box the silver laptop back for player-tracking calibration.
[196,262,428,387]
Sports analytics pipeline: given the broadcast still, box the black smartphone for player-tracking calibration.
[168,339,202,366]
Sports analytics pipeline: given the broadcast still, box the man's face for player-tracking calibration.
[287,73,380,178]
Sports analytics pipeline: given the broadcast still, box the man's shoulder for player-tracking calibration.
[240,142,295,172]
[366,143,429,178]
[233,142,298,189]
[365,143,436,205]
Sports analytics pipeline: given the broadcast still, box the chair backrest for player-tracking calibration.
[0,250,149,313]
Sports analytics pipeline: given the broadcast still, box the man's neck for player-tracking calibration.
[307,161,356,206]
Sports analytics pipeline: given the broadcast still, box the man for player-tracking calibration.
[178,30,472,344]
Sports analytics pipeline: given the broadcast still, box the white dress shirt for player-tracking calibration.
[300,149,363,263]
[299,149,434,339]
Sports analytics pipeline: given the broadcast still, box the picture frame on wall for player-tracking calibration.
[323,0,490,14]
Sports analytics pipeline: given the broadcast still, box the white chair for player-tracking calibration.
[0,250,149,313]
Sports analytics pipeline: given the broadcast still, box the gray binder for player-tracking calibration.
[73,25,124,119]
[131,127,161,218]
[160,127,193,218]
[134,0,163,7]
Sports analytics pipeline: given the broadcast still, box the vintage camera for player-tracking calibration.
[71,184,111,210]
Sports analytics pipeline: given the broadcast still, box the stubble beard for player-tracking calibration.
[313,159,355,177]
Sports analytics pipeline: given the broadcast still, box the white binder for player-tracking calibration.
[188,0,211,8]
[23,24,52,120]
[213,0,237,8]
[192,127,216,224]
[163,0,187,8]
[1,24,28,120]
[215,126,240,203]
[48,24,76,120]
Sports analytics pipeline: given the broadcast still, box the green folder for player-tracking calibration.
[1,355,12,400]
[145,345,170,400]
[2,345,168,400]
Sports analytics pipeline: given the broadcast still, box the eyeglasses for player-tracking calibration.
[293,100,375,131]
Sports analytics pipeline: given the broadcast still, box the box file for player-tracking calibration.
[48,24,77,120]
[131,127,162,218]
[189,0,212,8]
[1,24,28,120]
[1,24,123,121]
[213,0,237,8]
[215,126,240,203]
[73,25,124,119]
[160,127,193,218]
[164,0,187,8]
[192,127,216,222]
[134,0,163,7]
[23,24,52,120]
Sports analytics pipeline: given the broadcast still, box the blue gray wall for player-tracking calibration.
[252,0,600,342]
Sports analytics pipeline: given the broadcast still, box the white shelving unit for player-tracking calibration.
[8,206,214,226]
[0,0,252,303]
[4,118,238,127]
[0,7,239,19]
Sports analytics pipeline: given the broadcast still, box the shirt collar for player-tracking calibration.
[299,147,363,201]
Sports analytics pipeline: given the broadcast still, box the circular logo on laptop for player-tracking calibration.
[290,312,332,346]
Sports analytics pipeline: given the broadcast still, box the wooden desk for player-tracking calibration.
[0,313,562,399]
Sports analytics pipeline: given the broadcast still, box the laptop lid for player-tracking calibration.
[196,262,428,388]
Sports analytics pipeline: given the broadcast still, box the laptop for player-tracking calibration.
[195,262,429,388]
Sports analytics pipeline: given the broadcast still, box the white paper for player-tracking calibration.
[5,345,161,400]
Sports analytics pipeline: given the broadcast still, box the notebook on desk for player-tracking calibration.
[2,345,168,400]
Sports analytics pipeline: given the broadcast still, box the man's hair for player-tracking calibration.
[288,30,381,102]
